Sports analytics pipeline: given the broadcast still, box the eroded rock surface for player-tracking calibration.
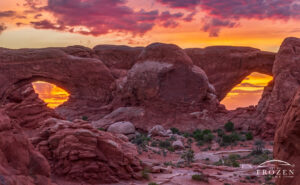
[32,118,142,184]
[185,46,275,100]
[274,88,300,185]
[0,109,53,185]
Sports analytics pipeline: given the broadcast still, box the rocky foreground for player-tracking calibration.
[0,37,299,185]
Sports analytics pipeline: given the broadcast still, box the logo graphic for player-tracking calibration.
[256,159,295,178]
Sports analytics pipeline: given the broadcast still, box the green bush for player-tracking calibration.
[245,132,253,140]
[203,133,214,143]
[151,140,159,147]
[159,140,171,148]
[193,129,204,141]
[132,134,150,148]
[183,132,191,138]
[253,139,265,155]
[197,140,204,146]
[222,134,232,144]
[224,121,234,132]
[148,183,158,185]
[170,127,180,134]
[191,173,209,182]
[217,128,225,137]
[82,116,88,121]
[181,149,195,166]
[141,168,150,180]
[203,129,212,135]
[230,132,240,142]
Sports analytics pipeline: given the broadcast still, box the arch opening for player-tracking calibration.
[32,81,70,109]
[221,72,273,110]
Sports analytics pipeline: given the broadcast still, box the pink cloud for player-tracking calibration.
[27,0,187,36]
[156,0,300,36]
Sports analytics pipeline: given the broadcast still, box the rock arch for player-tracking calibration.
[0,47,114,115]
[185,46,275,100]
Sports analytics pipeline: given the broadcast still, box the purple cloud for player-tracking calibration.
[0,23,7,34]
[156,0,300,36]
[0,11,16,17]
[27,0,187,36]
[202,17,238,37]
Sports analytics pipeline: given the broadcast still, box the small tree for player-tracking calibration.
[253,139,265,154]
[224,121,234,132]
[246,132,253,140]
[181,149,195,166]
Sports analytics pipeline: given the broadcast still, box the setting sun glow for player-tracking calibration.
[32,81,70,109]
[221,72,273,110]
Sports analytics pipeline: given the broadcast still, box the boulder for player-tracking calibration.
[149,125,168,137]
[107,121,136,135]
[172,140,184,150]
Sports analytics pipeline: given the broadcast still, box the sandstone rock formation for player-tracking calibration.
[253,37,300,138]
[32,118,142,184]
[4,84,60,130]
[107,121,136,138]
[0,47,115,120]
[0,109,53,185]
[93,45,143,70]
[274,88,300,185]
[185,46,275,100]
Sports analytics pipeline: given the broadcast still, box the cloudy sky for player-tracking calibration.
[0,0,299,51]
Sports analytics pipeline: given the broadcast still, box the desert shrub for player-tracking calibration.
[203,129,212,135]
[252,139,265,155]
[193,129,203,141]
[132,134,150,149]
[203,133,214,143]
[98,128,105,131]
[224,121,234,132]
[181,149,195,166]
[170,127,180,134]
[222,134,232,144]
[141,168,150,180]
[170,135,177,141]
[230,132,241,142]
[217,128,225,137]
[192,173,209,182]
[251,153,269,165]
[219,154,240,167]
[245,132,253,140]
[82,116,88,121]
[159,140,171,149]
[148,183,158,185]
[151,140,159,147]
[164,161,174,166]
[183,132,192,138]
[197,140,204,146]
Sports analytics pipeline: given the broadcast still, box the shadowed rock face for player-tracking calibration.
[185,46,275,100]
[274,88,300,185]
[253,37,300,138]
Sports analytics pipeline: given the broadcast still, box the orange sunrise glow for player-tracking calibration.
[221,72,273,110]
[32,81,69,109]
